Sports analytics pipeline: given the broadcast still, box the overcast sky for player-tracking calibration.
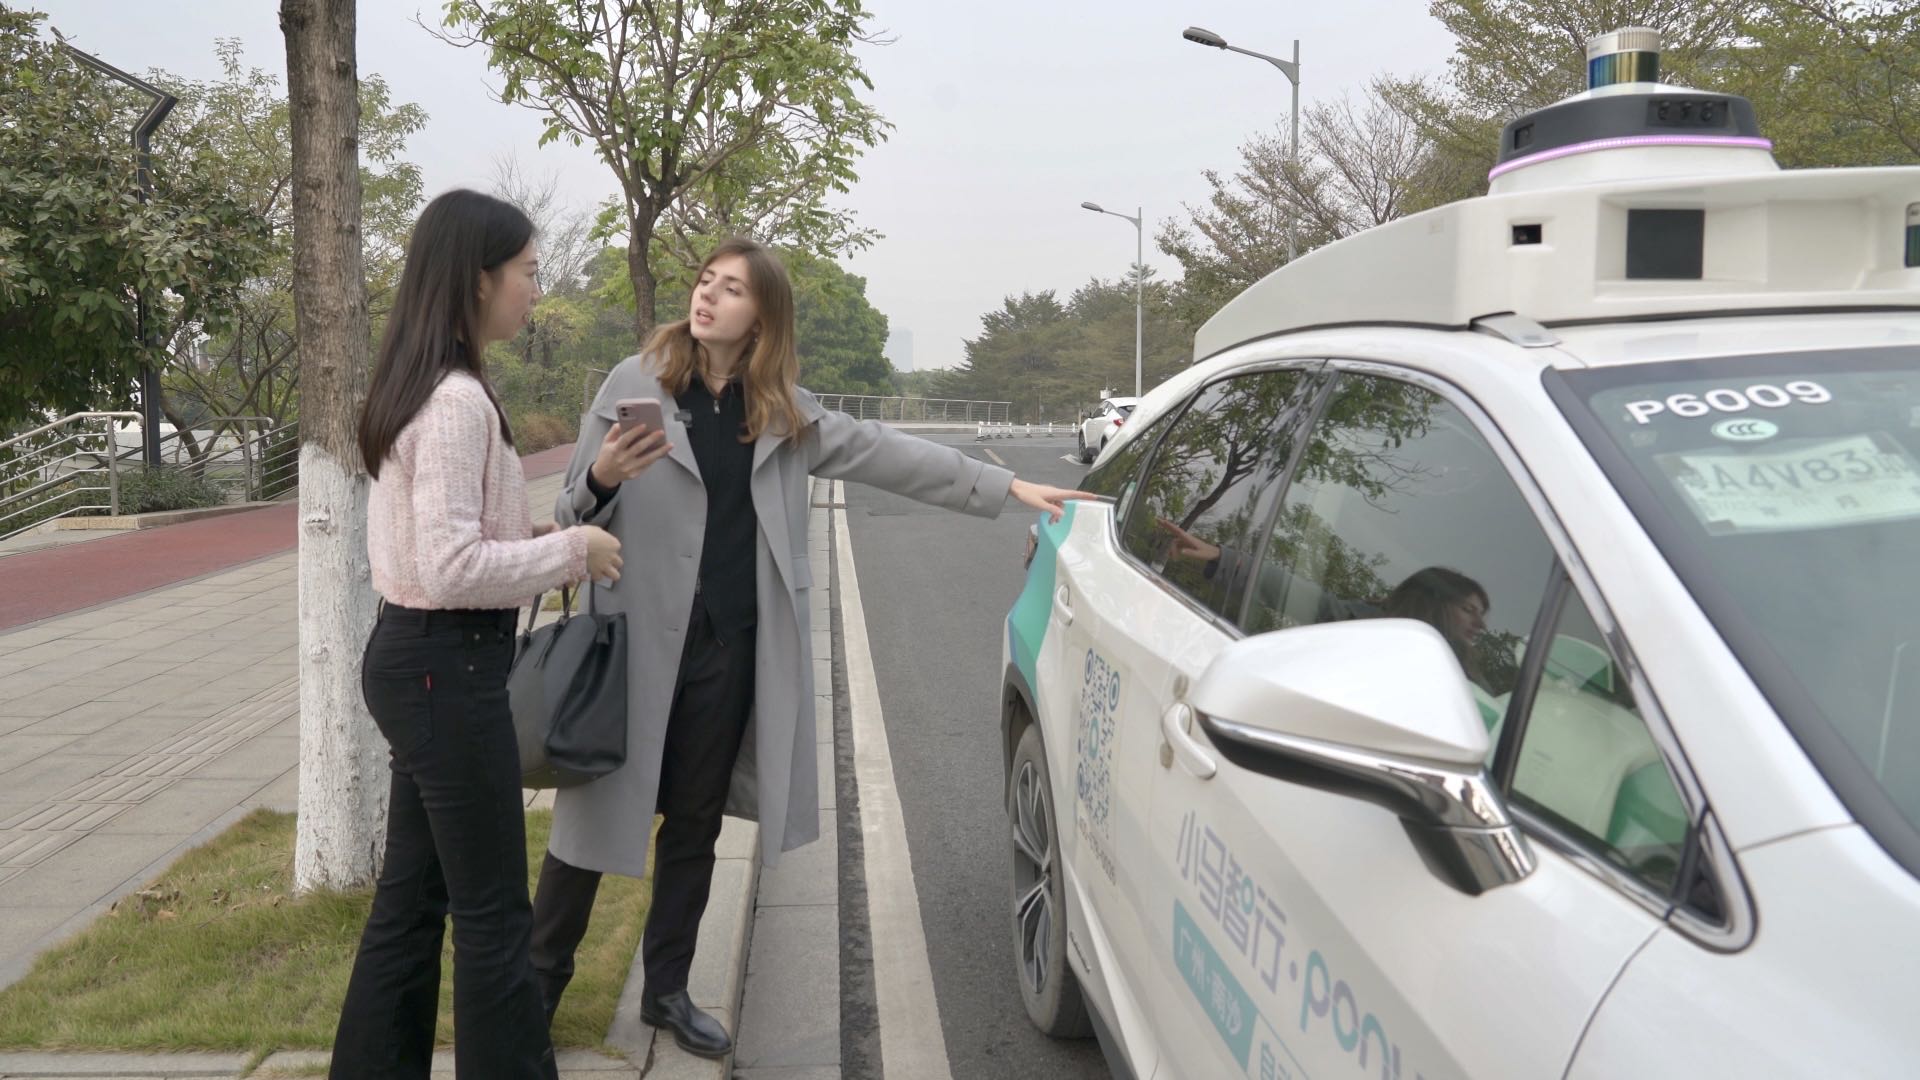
[35,1,1457,370]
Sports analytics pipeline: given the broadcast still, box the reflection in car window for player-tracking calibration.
[1118,370,1314,622]
[1511,591,1688,895]
[1243,374,1558,730]
[1081,400,1178,515]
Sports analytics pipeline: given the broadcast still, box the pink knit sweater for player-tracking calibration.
[368,370,588,610]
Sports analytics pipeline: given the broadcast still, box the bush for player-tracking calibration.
[514,411,577,454]
[116,466,228,514]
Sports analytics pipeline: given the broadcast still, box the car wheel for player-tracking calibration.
[1075,429,1089,463]
[1010,723,1093,1038]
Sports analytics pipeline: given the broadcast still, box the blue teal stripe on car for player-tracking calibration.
[1007,501,1077,694]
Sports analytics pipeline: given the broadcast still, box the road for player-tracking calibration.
[842,433,1111,1080]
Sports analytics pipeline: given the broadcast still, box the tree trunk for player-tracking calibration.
[282,0,385,893]
[626,203,659,343]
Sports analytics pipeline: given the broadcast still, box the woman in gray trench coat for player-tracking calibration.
[529,238,1087,1057]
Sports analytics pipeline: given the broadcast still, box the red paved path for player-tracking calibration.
[0,443,577,633]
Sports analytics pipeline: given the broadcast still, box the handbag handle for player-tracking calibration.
[523,584,577,637]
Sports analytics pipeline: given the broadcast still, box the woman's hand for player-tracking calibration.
[1154,516,1221,563]
[590,422,672,489]
[1009,478,1096,524]
[531,520,559,538]
[580,525,623,584]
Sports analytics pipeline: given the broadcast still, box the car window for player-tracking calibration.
[1117,369,1316,622]
[1509,589,1689,896]
[1244,373,1558,730]
[1081,400,1180,517]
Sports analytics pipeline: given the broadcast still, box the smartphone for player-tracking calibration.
[614,397,666,432]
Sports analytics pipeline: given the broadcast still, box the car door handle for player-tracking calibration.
[1052,585,1073,625]
[1161,702,1216,779]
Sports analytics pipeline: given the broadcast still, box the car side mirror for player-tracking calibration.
[1189,619,1534,896]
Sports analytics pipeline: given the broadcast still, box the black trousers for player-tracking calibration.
[530,598,756,1016]
[332,606,558,1080]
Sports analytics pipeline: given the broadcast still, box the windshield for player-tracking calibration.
[1551,347,1920,867]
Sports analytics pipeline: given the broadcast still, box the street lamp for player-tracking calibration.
[56,33,177,467]
[1080,201,1143,399]
[1183,25,1301,262]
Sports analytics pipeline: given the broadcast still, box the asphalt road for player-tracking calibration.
[842,434,1112,1080]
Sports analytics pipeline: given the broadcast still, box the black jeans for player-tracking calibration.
[331,605,558,1080]
[530,598,756,1017]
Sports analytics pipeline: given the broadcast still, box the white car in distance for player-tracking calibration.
[1077,396,1139,464]
[999,27,1920,1080]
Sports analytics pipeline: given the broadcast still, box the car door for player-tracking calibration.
[1140,368,1703,1080]
[1059,363,1324,1073]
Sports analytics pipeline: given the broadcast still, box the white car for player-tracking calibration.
[1078,396,1140,464]
[1000,29,1920,1080]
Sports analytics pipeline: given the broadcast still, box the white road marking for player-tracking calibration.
[982,447,1007,466]
[834,479,956,1080]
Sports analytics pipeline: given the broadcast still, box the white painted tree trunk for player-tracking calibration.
[284,0,379,893]
[293,444,385,892]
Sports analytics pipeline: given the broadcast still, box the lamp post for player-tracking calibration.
[1080,201,1143,399]
[57,36,177,467]
[1183,25,1300,262]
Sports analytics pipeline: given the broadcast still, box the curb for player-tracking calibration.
[606,817,760,1078]
[51,502,286,532]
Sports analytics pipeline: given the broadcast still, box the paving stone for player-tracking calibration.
[0,831,183,907]
[35,699,157,736]
[754,811,836,909]
[94,780,268,836]
[185,736,296,781]
[0,1051,249,1076]
[734,905,840,1069]
[0,755,126,803]
[0,685,101,719]
[0,733,79,767]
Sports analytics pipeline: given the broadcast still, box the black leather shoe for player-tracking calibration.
[639,989,732,1058]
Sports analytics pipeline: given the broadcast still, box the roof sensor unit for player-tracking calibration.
[1488,28,1775,194]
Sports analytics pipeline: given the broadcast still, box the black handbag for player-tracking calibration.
[510,585,628,789]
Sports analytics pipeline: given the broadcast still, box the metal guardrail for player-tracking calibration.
[814,395,1012,424]
[0,413,298,542]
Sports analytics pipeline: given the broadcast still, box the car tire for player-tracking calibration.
[1077,430,1094,464]
[1009,723,1093,1039]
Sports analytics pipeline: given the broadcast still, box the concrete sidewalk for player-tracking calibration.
[0,451,818,1078]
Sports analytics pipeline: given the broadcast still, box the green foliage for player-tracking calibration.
[1730,2,1920,167]
[588,237,897,396]
[0,9,273,428]
[116,464,226,514]
[888,369,944,398]
[787,249,892,395]
[937,273,1185,421]
[164,41,426,432]
[1400,0,1920,195]
[438,0,891,336]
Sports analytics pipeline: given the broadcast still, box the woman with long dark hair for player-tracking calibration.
[528,237,1087,1057]
[331,189,636,1080]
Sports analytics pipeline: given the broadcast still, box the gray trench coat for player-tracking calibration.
[547,354,1016,876]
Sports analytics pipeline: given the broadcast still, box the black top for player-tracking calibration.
[586,375,759,640]
[680,374,758,639]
